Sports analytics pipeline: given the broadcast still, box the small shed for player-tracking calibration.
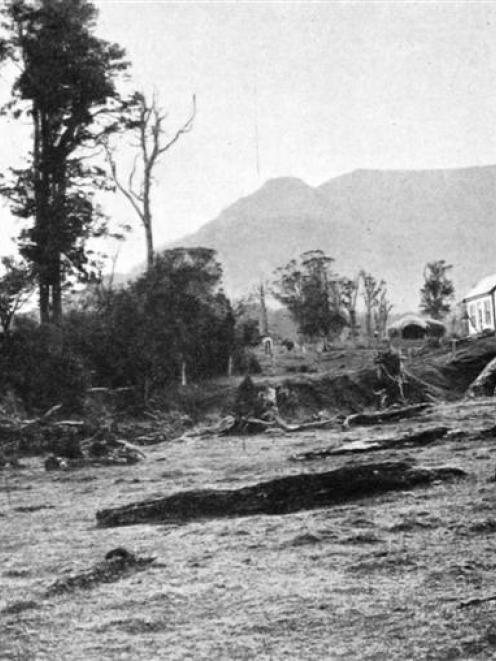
[462,274,496,336]
[387,314,446,340]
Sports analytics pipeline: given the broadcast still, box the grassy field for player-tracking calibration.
[3,398,496,659]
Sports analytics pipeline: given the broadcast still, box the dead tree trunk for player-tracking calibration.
[103,93,196,271]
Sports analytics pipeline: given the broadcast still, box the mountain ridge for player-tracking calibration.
[163,164,496,311]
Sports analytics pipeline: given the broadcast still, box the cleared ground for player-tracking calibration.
[3,398,496,660]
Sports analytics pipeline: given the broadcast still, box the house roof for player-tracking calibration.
[463,274,496,301]
[388,314,445,331]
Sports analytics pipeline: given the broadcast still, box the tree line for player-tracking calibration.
[271,250,393,348]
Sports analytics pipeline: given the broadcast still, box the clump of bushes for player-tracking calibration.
[0,248,262,413]
[0,324,89,413]
[64,248,238,399]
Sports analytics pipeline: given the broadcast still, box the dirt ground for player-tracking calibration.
[4,398,496,660]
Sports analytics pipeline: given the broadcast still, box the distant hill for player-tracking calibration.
[162,165,496,311]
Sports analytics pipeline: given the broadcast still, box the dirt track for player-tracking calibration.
[3,398,496,659]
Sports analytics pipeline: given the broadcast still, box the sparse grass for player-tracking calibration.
[1,399,496,659]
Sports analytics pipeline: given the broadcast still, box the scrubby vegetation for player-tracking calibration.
[0,247,264,413]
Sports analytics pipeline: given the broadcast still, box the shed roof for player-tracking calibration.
[388,314,445,331]
[463,274,496,301]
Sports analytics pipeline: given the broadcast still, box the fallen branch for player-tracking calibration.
[177,413,338,439]
[344,403,432,428]
[273,414,338,432]
[291,426,449,461]
[96,460,466,527]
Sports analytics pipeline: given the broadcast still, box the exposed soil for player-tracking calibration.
[193,338,496,423]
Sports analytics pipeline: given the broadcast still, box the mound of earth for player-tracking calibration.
[177,337,496,427]
[277,337,496,417]
[409,336,496,399]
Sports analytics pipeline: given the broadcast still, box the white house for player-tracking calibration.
[463,274,496,335]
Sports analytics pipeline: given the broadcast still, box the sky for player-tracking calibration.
[2,0,496,274]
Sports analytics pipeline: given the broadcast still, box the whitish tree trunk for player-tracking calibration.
[259,283,269,336]
[143,190,154,270]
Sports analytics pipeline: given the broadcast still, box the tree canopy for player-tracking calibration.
[0,256,34,333]
[0,0,131,324]
[272,250,348,346]
[419,260,455,319]
[64,247,236,399]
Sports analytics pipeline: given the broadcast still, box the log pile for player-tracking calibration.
[0,404,87,462]
[0,404,146,469]
[96,460,466,527]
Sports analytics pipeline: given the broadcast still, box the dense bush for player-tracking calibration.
[0,325,89,412]
[0,248,257,411]
[64,248,238,400]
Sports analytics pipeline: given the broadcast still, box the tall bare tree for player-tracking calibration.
[103,92,196,270]
[374,287,394,340]
[339,276,360,342]
[258,281,270,337]
[361,271,384,344]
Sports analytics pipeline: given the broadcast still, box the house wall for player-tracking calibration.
[467,294,495,335]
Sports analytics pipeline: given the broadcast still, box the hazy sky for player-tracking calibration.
[2,0,496,272]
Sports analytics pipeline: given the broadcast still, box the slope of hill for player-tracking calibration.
[167,165,496,310]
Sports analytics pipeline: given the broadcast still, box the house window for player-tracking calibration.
[485,300,492,326]
[478,302,484,329]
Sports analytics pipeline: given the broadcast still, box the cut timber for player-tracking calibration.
[96,460,466,527]
[344,403,431,428]
[466,356,496,397]
[291,426,449,461]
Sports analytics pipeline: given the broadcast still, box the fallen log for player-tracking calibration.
[96,460,466,527]
[459,594,496,609]
[344,403,432,428]
[291,426,450,461]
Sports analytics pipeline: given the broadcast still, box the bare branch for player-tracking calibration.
[157,94,196,156]
[105,91,196,269]
[128,154,143,201]
[102,138,144,222]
